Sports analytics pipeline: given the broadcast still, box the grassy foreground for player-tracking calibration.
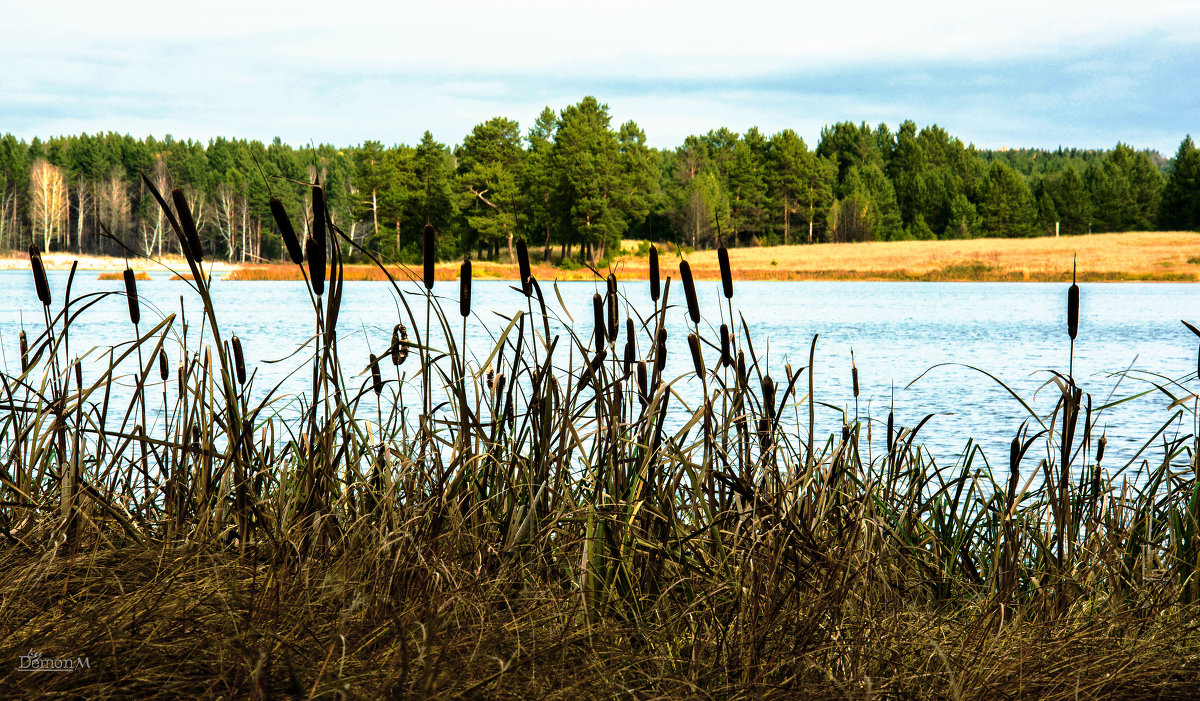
[3,186,1200,698]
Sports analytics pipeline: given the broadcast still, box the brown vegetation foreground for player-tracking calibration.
[5,189,1200,699]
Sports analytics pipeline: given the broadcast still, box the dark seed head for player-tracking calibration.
[720,324,731,367]
[637,360,648,406]
[887,411,895,453]
[311,185,327,251]
[718,245,733,299]
[516,238,532,296]
[687,333,705,379]
[422,224,436,291]
[851,351,859,398]
[306,237,326,296]
[606,274,618,342]
[369,353,382,395]
[1097,433,1107,465]
[171,188,203,263]
[19,329,28,373]
[391,324,402,366]
[649,245,660,302]
[593,293,606,354]
[655,328,668,373]
[231,335,246,385]
[29,246,50,306]
[159,348,169,381]
[762,375,776,420]
[1067,259,1079,341]
[460,259,472,318]
[270,197,304,266]
[623,339,634,377]
[123,268,140,325]
[737,351,747,390]
[679,260,700,325]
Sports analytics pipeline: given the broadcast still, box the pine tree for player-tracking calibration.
[1160,135,1200,231]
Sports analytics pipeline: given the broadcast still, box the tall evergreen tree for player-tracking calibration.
[1160,135,1200,231]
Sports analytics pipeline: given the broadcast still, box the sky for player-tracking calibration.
[2,0,1198,154]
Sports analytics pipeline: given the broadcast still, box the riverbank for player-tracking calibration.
[5,231,1200,281]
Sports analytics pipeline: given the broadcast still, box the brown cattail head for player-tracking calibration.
[851,350,859,398]
[516,238,532,296]
[655,327,668,373]
[29,245,50,306]
[1010,434,1020,476]
[494,373,506,406]
[460,259,472,318]
[422,224,436,291]
[687,332,705,378]
[718,245,733,299]
[306,237,326,296]
[737,350,747,390]
[159,347,169,381]
[123,267,140,325]
[74,357,82,393]
[231,335,246,385]
[593,293,606,353]
[393,324,409,366]
[606,274,618,342]
[623,339,634,377]
[762,375,776,420]
[311,185,327,251]
[171,188,203,263]
[649,245,660,302]
[270,197,304,266]
[637,360,648,406]
[887,411,895,453]
[1097,433,1107,465]
[679,260,700,324]
[19,329,28,373]
[369,353,383,395]
[1067,261,1079,341]
[720,324,732,367]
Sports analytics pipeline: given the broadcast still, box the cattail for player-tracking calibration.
[74,358,82,393]
[762,375,776,421]
[486,365,496,390]
[623,338,634,376]
[460,259,472,318]
[737,350,747,390]
[306,237,326,296]
[758,418,771,452]
[311,185,327,251]
[649,245,660,302]
[687,333,705,378]
[516,238,532,296]
[785,363,794,386]
[19,330,27,373]
[720,324,732,367]
[679,260,700,324]
[171,188,203,262]
[1067,261,1079,340]
[123,268,140,325]
[593,293,606,353]
[231,335,246,385]
[655,328,667,373]
[494,373,506,406]
[369,353,383,395]
[718,245,733,299]
[606,273,618,342]
[269,197,304,265]
[887,411,895,453]
[851,350,859,398]
[637,361,648,406]
[422,224,436,291]
[1096,433,1107,465]
[29,245,50,306]
[396,324,410,367]
[159,348,169,381]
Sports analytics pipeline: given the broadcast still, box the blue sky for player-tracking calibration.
[3,0,1198,153]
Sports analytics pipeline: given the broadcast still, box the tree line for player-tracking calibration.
[1,97,1198,264]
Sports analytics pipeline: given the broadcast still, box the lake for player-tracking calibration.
[2,268,1197,476]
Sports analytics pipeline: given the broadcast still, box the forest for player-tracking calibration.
[1,95,1198,265]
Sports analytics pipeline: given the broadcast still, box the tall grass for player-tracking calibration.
[1,191,1200,698]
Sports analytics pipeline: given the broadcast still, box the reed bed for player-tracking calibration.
[2,190,1200,699]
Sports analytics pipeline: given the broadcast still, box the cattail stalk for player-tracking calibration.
[688,333,705,379]
[460,260,472,318]
[270,197,304,265]
[123,268,140,326]
[649,245,660,302]
[423,224,436,291]
[718,245,733,300]
[680,260,700,325]
[593,293,606,354]
[231,335,247,385]
[29,245,50,307]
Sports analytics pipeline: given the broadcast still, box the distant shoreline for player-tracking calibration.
[5,231,1199,283]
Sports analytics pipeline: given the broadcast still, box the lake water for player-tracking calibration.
[2,268,1197,477]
